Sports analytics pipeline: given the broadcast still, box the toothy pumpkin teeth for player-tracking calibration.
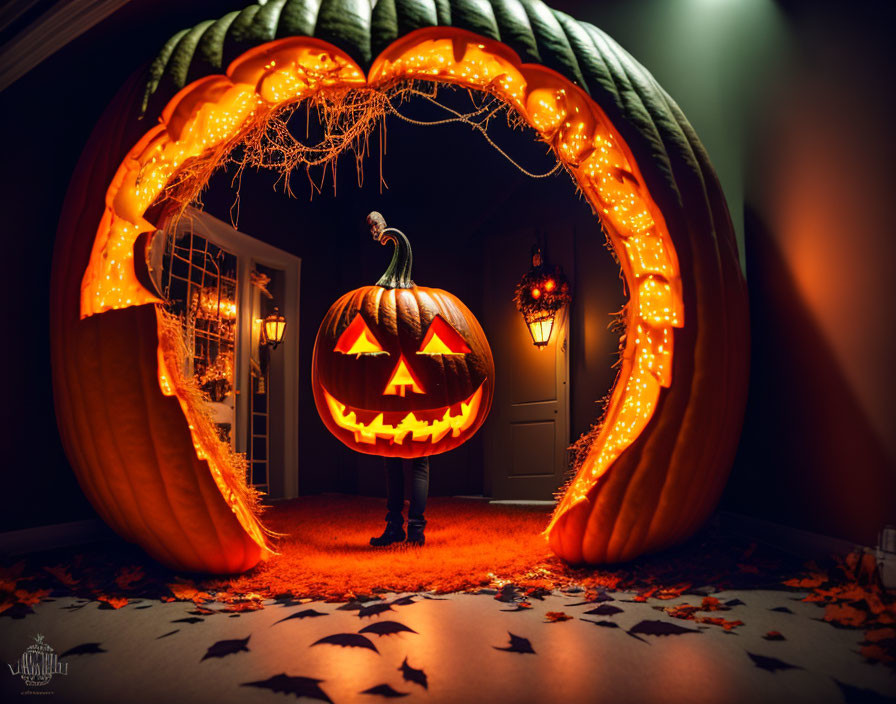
[322,383,484,445]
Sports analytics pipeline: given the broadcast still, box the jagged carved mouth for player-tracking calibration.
[321,383,484,445]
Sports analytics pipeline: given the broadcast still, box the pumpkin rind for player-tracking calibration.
[311,284,495,458]
[52,0,749,571]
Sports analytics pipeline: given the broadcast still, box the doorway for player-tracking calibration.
[151,208,301,499]
[482,229,572,500]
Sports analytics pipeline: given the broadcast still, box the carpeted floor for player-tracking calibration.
[241,496,555,596]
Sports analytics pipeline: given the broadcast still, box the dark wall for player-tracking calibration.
[2,0,892,545]
[0,0,248,531]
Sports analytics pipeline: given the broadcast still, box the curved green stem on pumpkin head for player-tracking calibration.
[374,224,415,290]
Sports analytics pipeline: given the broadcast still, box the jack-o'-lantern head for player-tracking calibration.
[311,213,494,458]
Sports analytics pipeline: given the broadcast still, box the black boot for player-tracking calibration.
[406,518,426,546]
[370,518,405,547]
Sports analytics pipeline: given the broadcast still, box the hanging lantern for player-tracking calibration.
[263,308,286,349]
[513,246,570,348]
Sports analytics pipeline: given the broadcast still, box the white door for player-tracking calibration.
[482,231,571,500]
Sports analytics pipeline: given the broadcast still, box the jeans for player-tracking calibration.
[385,456,429,526]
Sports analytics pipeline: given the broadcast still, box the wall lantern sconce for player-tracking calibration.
[262,308,286,350]
[513,245,571,348]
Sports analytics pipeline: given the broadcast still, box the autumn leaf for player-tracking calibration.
[695,617,743,631]
[824,603,867,628]
[865,628,896,643]
[860,644,894,664]
[168,582,211,604]
[114,566,145,590]
[96,594,128,609]
[0,562,25,591]
[43,565,79,587]
[14,588,51,607]
[783,574,826,589]
[544,611,572,623]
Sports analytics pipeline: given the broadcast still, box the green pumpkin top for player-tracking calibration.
[367,211,414,290]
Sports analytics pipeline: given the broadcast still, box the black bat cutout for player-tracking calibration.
[358,621,418,637]
[359,603,394,619]
[725,598,746,607]
[60,643,106,657]
[273,594,305,608]
[584,605,623,617]
[770,606,794,614]
[360,684,409,698]
[273,609,329,626]
[337,601,365,611]
[494,633,535,654]
[2,604,35,619]
[421,595,448,600]
[172,617,204,624]
[389,596,416,606]
[242,675,332,703]
[156,630,179,639]
[582,620,647,642]
[201,636,250,661]
[229,614,240,618]
[567,594,614,607]
[763,632,786,641]
[398,657,428,689]
[747,652,801,673]
[628,620,701,637]
[834,678,896,704]
[312,634,379,653]
[581,619,620,629]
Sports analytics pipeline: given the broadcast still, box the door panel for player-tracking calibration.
[483,229,571,500]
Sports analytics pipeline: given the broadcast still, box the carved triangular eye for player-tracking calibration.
[418,316,471,355]
[334,314,388,357]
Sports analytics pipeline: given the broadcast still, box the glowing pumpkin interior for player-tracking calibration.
[79,28,682,552]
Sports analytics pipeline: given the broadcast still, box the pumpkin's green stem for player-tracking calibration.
[368,212,414,289]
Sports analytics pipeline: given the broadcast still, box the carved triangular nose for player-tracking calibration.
[383,355,425,396]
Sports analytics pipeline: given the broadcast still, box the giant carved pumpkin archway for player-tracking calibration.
[51,0,748,573]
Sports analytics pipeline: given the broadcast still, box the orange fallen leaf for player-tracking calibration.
[824,603,867,628]
[97,595,129,609]
[865,628,896,643]
[0,562,25,592]
[14,588,51,607]
[783,574,826,589]
[114,566,145,590]
[695,617,743,631]
[168,582,211,604]
[861,644,894,664]
[545,611,572,623]
[43,565,79,587]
